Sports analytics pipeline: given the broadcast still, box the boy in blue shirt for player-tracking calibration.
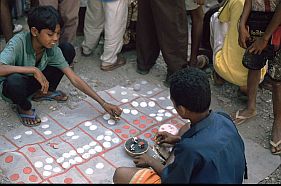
[0,6,122,127]
[113,67,247,184]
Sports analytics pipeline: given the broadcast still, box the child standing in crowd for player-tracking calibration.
[0,6,122,127]
[113,67,247,184]
[237,0,281,155]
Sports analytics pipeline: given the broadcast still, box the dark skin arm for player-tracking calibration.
[249,3,281,54]
[238,0,252,49]
[0,64,49,94]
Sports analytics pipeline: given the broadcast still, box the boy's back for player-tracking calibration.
[162,111,246,184]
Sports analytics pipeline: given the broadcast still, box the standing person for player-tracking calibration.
[186,0,209,69]
[136,0,188,87]
[237,0,281,155]
[113,67,247,184]
[81,0,128,71]
[0,0,23,43]
[0,6,122,127]
[38,0,80,44]
[210,0,267,92]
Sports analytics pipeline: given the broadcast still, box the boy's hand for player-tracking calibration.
[133,153,154,168]
[248,37,269,54]
[102,102,122,119]
[154,131,181,145]
[238,24,250,49]
[194,0,205,5]
[33,67,49,94]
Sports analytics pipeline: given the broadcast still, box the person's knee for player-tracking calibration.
[59,42,76,65]
[5,73,25,88]
[113,167,129,184]
[113,167,123,183]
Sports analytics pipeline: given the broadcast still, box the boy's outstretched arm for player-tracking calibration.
[62,67,122,117]
[0,63,49,94]
[249,3,281,54]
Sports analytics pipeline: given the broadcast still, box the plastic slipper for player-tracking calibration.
[270,140,281,155]
[16,108,41,127]
[197,55,209,69]
[32,90,68,103]
[234,109,257,125]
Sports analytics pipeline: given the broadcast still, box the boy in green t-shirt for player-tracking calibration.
[0,6,122,127]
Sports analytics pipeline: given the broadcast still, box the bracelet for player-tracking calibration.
[102,101,107,107]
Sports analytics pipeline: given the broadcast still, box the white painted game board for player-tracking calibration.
[0,80,187,183]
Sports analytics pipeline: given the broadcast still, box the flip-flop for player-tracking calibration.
[32,90,68,103]
[270,140,281,155]
[234,109,257,125]
[16,108,41,127]
[197,55,209,69]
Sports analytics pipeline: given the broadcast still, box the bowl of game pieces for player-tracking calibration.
[124,137,149,157]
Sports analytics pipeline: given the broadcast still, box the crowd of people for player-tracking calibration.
[0,0,280,184]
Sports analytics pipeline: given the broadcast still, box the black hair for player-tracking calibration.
[169,67,211,113]
[27,6,64,33]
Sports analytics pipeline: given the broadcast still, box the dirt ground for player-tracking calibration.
[0,3,280,183]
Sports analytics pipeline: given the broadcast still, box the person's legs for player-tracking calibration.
[81,0,104,56]
[57,0,80,43]
[113,167,140,184]
[151,0,188,75]
[2,74,41,125]
[100,0,128,67]
[270,81,281,154]
[188,6,204,68]
[136,0,160,74]
[32,42,75,100]
[0,0,13,42]
[234,69,260,124]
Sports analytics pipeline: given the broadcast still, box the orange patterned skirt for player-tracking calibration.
[129,169,161,184]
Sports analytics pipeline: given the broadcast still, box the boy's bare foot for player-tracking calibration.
[233,109,257,125]
[270,120,281,155]
[17,106,41,127]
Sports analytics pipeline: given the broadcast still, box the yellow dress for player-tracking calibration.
[214,0,266,87]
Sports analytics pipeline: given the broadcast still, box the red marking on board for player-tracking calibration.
[139,124,146,128]
[28,175,38,182]
[144,133,152,138]
[114,129,122,133]
[123,125,130,129]
[133,120,140,125]
[121,134,128,138]
[129,129,137,134]
[23,167,32,174]
[140,116,146,120]
[28,147,36,153]
[5,155,13,163]
[64,178,73,184]
[10,174,20,181]
[146,119,153,124]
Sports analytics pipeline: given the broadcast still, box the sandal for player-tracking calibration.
[197,55,209,69]
[234,109,257,125]
[16,108,41,127]
[270,140,281,155]
[32,90,68,103]
[100,55,126,71]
